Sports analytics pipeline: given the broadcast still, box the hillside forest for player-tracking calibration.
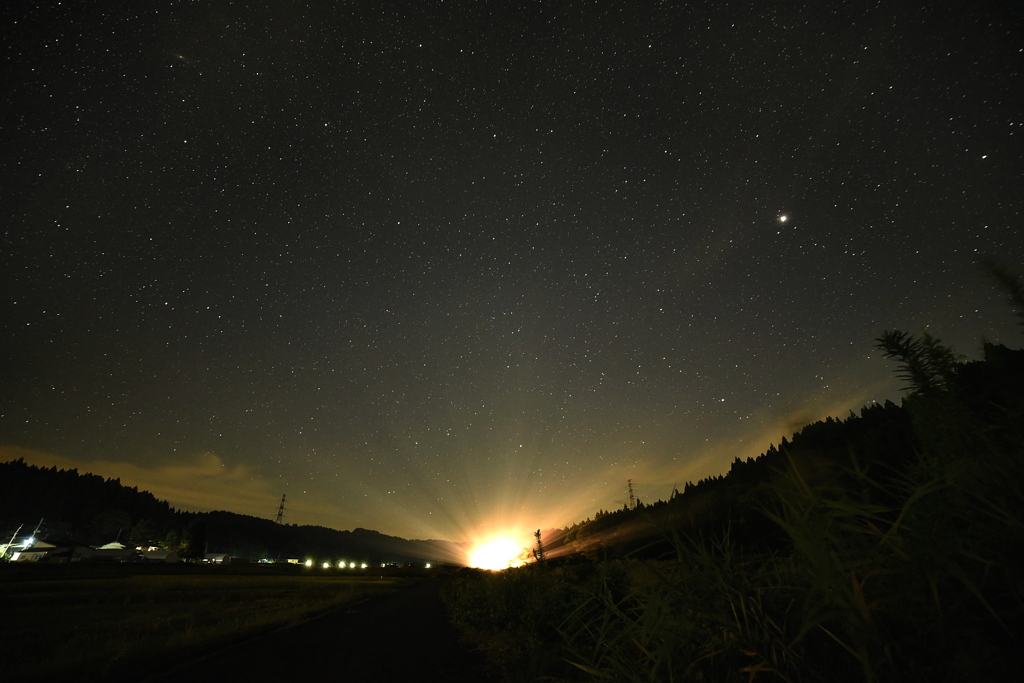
[442,277,1024,682]
[0,460,462,566]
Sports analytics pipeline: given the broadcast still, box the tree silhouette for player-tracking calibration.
[532,528,546,563]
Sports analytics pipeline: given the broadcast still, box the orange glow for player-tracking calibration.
[468,537,526,570]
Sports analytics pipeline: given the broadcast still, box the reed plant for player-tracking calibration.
[557,535,809,682]
[443,565,584,682]
[558,436,1021,682]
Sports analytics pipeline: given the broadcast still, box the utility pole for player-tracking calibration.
[3,524,23,560]
[275,494,287,524]
[627,479,637,510]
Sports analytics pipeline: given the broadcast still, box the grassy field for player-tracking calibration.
[0,564,407,679]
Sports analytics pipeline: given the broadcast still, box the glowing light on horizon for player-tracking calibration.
[469,537,526,569]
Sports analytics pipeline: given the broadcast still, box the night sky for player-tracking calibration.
[3,1,1022,547]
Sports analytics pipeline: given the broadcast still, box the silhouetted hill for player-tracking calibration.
[0,459,464,565]
[448,337,1024,683]
[0,459,178,545]
[544,342,1024,562]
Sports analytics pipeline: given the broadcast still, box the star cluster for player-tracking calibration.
[2,1,1022,540]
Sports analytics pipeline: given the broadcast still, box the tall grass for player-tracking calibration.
[556,535,812,683]
[445,435,1022,682]
[443,565,583,682]
[444,334,1024,680]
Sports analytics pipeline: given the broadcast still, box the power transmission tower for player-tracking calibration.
[627,479,636,510]
[275,494,286,524]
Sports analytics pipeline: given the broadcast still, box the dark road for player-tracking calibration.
[139,579,497,682]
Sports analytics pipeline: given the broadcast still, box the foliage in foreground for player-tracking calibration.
[444,333,1024,682]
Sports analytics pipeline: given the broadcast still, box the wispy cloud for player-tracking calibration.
[0,446,354,530]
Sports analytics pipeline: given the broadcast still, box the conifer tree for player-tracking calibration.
[532,529,546,563]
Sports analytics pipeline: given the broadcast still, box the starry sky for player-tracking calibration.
[3,1,1022,546]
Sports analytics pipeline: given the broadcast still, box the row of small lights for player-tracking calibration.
[304,560,432,569]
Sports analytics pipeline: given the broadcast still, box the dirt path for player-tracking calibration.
[138,579,497,682]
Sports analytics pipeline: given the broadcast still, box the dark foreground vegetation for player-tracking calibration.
[443,292,1024,681]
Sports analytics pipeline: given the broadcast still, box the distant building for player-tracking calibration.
[10,540,58,562]
[76,547,137,562]
[139,549,179,563]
